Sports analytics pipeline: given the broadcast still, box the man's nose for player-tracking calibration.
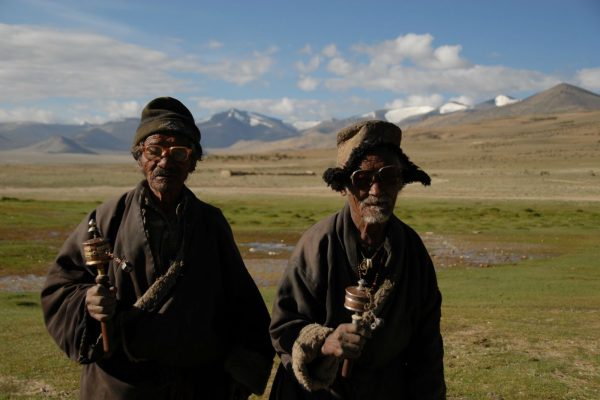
[156,153,173,167]
[369,180,383,196]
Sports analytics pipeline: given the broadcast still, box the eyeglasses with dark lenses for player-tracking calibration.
[143,144,192,162]
[350,165,403,191]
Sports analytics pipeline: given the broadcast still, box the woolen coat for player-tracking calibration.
[269,203,445,399]
[41,182,274,399]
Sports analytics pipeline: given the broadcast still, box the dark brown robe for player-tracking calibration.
[269,203,445,399]
[41,181,274,399]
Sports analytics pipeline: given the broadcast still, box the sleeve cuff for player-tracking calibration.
[291,323,339,392]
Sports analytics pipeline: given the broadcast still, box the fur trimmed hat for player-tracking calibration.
[133,97,201,151]
[335,120,401,168]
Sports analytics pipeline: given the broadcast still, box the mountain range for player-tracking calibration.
[1,83,599,154]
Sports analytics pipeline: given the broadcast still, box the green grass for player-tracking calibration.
[2,196,599,273]
[0,198,99,275]
[440,246,600,399]
[1,196,599,399]
[0,292,80,398]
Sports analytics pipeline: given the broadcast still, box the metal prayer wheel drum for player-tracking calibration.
[83,237,112,266]
[344,283,369,313]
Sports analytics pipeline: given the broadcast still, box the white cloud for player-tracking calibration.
[327,57,353,76]
[354,33,439,66]
[430,45,469,69]
[0,23,181,102]
[448,95,474,106]
[191,96,373,124]
[58,100,141,124]
[189,50,274,85]
[576,67,600,90]
[193,96,321,120]
[320,33,560,98]
[0,107,57,123]
[297,76,319,91]
[322,44,339,58]
[207,40,223,49]
[296,55,321,74]
[0,23,274,104]
[385,94,445,109]
[299,44,312,55]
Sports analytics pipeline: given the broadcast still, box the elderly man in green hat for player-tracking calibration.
[269,120,446,399]
[41,97,274,399]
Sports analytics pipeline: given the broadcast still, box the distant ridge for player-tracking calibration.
[411,83,600,129]
[1,83,600,154]
[24,135,97,154]
[511,83,600,114]
[75,128,129,151]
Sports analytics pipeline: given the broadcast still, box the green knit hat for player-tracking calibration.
[133,97,201,151]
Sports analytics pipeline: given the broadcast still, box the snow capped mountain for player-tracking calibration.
[290,120,322,130]
[384,106,436,123]
[439,101,470,114]
[227,108,276,129]
[474,95,520,110]
[362,106,435,124]
[198,108,298,149]
[494,95,519,107]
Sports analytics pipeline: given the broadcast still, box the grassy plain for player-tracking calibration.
[1,110,599,398]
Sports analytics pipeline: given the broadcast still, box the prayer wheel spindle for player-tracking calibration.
[82,219,113,353]
[341,279,369,378]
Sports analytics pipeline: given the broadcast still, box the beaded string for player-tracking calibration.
[357,242,385,289]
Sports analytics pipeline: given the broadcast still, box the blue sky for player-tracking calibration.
[1,0,600,126]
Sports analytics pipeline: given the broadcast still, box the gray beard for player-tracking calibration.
[360,196,394,224]
[361,207,391,224]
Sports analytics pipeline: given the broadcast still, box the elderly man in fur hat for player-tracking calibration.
[269,120,446,399]
[41,97,274,399]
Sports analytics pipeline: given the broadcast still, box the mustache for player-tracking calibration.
[360,195,393,208]
[152,167,176,177]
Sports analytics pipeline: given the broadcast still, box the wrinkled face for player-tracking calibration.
[138,134,193,197]
[347,151,403,225]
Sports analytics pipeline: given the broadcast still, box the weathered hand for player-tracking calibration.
[321,323,366,359]
[85,284,116,322]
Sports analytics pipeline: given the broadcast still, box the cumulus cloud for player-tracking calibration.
[448,95,474,106]
[295,55,321,74]
[299,44,313,55]
[193,96,315,119]
[385,94,445,109]
[189,49,275,85]
[576,67,600,90]
[322,44,339,58]
[327,57,353,76]
[191,95,373,124]
[318,33,560,98]
[297,76,319,91]
[0,107,57,123]
[0,23,273,104]
[207,40,223,49]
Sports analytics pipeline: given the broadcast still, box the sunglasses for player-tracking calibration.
[350,165,403,191]
[143,144,192,163]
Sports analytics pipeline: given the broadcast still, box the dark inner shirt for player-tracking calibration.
[141,188,187,277]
